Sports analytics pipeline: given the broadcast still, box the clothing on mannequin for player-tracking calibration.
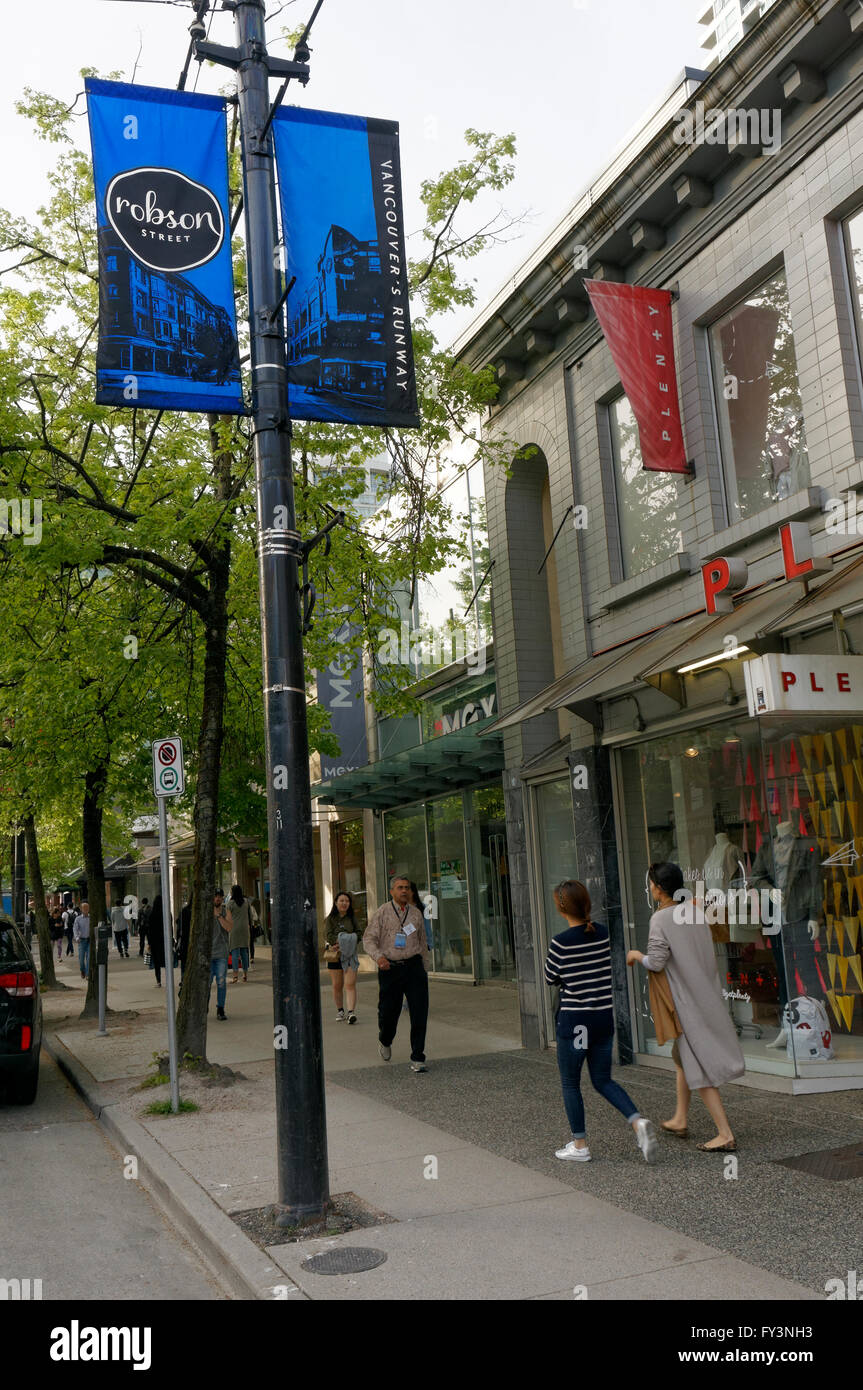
[751,820,823,1050]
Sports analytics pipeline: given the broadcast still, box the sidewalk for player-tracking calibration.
[39,944,848,1300]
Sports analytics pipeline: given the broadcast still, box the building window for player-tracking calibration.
[608,394,684,579]
[709,272,808,523]
[106,255,117,272]
[108,284,118,298]
[842,207,863,386]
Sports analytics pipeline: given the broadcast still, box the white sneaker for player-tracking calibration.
[766,1027,788,1049]
[336,1009,346,1022]
[634,1117,658,1164]
[555,1140,591,1162]
[378,1042,392,1061]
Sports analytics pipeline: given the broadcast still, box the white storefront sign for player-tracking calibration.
[744,654,863,716]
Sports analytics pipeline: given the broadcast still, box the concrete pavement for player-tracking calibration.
[36,943,835,1300]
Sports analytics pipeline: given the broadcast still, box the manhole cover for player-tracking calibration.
[775,1142,863,1181]
[301,1246,388,1275]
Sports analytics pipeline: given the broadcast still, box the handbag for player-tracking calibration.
[323,943,341,963]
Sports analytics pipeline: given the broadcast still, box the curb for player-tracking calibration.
[44,1032,306,1302]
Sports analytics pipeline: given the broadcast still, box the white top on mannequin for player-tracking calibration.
[704,832,741,894]
[775,820,793,838]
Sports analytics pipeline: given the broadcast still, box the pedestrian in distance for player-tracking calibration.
[144,893,166,987]
[50,907,65,963]
[111,900,130,958]
[177,895,192,980]
[324,891,361,1023]
[545,879,657,1164]
[210,891,230,1020]
[628,861,745,1153]
[63,903,77,957]
[363,874,430,1072]
[73,902,91,980]
[227,885,252,983]
[138,897,151,957]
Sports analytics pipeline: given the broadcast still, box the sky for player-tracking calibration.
[1,0,705,345]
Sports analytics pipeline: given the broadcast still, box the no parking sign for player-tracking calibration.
[152,737,185,797]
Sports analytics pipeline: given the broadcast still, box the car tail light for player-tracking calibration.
[21,1025,31,1051]
[0,971,35,997]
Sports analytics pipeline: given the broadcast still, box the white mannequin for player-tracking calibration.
[766,820,820,1050]
[703,832,739,893]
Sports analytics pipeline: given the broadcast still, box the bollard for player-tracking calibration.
[96,922,110,1037]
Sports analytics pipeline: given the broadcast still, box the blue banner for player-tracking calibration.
[86,79,244,414]
[273,107,420,428]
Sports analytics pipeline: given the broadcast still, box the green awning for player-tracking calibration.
[312,721,504,810]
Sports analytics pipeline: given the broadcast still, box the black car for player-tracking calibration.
[0,915,42,1104]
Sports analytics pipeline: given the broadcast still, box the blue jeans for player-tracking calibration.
[556,1032,639,1138]
[210,957,228,1009]
[77,939,90,976]
[230,946,249,974]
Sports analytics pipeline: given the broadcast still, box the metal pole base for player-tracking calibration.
[273,1199,330,1230]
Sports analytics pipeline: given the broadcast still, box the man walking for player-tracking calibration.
[363,875,430,1072]
[210,891,230,1021]
[74,902,91,980]
[111,899,130,957]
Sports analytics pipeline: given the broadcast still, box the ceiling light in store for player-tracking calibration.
[724,736,741,744]
[677,645,750,674]
[684,746,700,758]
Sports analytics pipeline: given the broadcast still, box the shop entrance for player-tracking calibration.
[383,781,515,981]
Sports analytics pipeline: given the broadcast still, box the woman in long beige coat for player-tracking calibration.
[627,861,744,1153]
[228,884,252,983]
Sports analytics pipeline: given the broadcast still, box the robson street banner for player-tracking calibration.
[584,280,688,473]
[85,79,244,414]
[272,107,420,428]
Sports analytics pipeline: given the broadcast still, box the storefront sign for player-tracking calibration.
[743,653,863,715]
[701,521,832,613]
[432,692,496,737]
[584,280,688,473]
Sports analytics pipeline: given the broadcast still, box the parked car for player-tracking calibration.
[0,914,42,1104]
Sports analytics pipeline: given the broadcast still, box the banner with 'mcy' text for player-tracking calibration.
[86,79,244,414]
[273,106,420,428]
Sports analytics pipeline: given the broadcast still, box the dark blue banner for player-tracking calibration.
[86,79,244,414]
[273,107,420,428]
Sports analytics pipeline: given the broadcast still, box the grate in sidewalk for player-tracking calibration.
[775,1141,863,1181]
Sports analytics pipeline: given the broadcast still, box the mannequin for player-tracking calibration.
[750,819,822,1050]
[703,832,739,894]
[703,831,760,944]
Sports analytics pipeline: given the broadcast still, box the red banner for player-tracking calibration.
[585,280,688,473]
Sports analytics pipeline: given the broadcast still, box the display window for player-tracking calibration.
[618,716,863,1082]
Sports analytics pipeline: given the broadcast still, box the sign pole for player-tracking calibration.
[153,736,185,1116]
[157,793,181,1115]
[230,0,328,1224]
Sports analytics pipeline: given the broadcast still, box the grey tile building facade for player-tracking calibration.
[456,0,863,1092]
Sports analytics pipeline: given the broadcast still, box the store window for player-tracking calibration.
[608,394,684,578]
[843,207,863,382]
[333,819,367,932]
[383,782,514,980]
[619,716,862,1080]
[709,271,809,523]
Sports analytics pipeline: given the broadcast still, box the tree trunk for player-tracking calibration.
[23,814,57,989]
[176,418,233,1061]
[81,758,109,1018]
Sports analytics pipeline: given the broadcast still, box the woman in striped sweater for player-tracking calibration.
[544,880,657,1164]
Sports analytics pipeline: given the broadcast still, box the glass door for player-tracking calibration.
[427,794,472,975]
[465,783,515,981]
